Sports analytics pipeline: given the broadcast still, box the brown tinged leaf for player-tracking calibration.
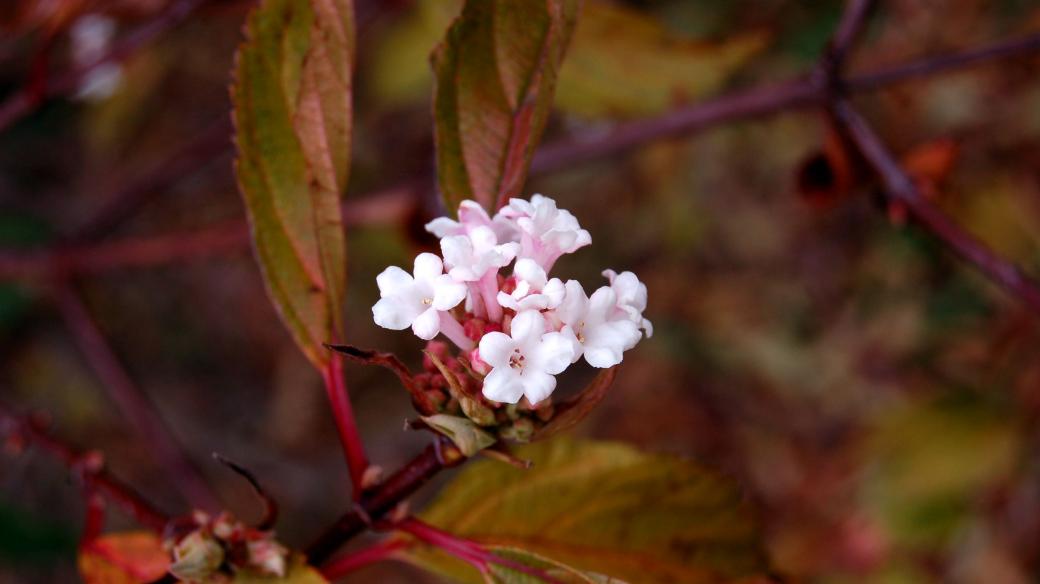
[796,124,864,210]
[531,367,617,441]
[425,350,496,427]
[78,531,170,584]
[232,0,354,370]
[432,0,579,214]
[325,344,434,415]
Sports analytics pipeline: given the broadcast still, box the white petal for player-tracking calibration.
[584,345,624,368]
[372,297,412,330]
[513,258,547,288]
[529,331,575,375]
[439,236,470,271]
[497,291,520,311]
[425,217,460,238]
[510,310,545,347]
[457,200,491,225]
[411,307,441,340]
[482,367,525,404]
[642,317,654,338]
[587,286,618,323]
[413,253,444,282]
[431,275,467,310]
[521,371,556,405]
[556,280,588,326]
[542,278,565,308]
[559,326,583,364]
[478,332,515,367]
[468,226,498,251]
[375,266,413,296]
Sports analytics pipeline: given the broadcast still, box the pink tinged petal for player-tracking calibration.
[411,307,441,340]
[372,297,412,330]
[468,226,498,250]
[376,266,413,296]
[542,279,565,308]
[513,258,547,288]
[587,286,618,323]
[497,291,520,311]
[431,275,467,310]
[642,318,654,338]
[584,345,624,368]
[439,236,471,272]
[521,371,556,405]
[510,310,546,348]
[482,367,525,404]
[478,332,515,368]
[425,217,461,238]
[413,253,444,282]
[457,200,492,226]
[572,229,592,251]
[557,280,589,327]
[529,331,576,375]
[559,326,583,363]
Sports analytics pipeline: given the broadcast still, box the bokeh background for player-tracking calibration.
[3,0,1040,581]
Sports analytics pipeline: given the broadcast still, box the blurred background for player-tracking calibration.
[3,0,1040,581]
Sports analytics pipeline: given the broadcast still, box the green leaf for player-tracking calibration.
[486,546,625,583]
[410,439,767,583]
[232,0,354,368]
[432,0,579,214]
[556,2,768,119]
[422,413,497,457]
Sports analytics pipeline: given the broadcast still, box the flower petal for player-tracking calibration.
[529,331,576,375]
[375,266,412,296]
[482,367,525,404]
[556,280,588,326]
[425,217,460,238]
[513,258,547,288]
[478,331,515,367]
[431,275,467,310]
[411,307,441,340]
[587,286,618,323]
[413,253,444,282]
[510,310,545,347]
[372,297,413,330]
[521,371,556,405]
[583,345,623,368]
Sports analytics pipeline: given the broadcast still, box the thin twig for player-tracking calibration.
[322,353,370,501]
[0,402,169,531]
[830,99,1040,312]
[56,286,220,511]
[321,538,408,580]
[826,0,875,67]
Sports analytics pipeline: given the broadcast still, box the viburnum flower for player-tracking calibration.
[500,194,591,271]
[556,280,641,368]
[478,310,574,404]
[497,258,565,312]
[426,199,518,243]
[372,253,469,345]
[603,269,654,338]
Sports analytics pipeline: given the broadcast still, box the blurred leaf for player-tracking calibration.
[78,531,169,584]
[555,2,768,119]
[0,502,76,564]
[532,367,617,440]
[422,413,497,457]
[232,0,353,368]
[482,546,625,583]
[411,439,767,583]
[865,395,1021,549]
[432,0,578,213]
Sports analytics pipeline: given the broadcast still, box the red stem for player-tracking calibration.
[0,404,169,531]
[321,538,409,580]
[56,286,220,512]
[322,353,369,500]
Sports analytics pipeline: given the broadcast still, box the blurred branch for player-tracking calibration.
[305,437,466,566]
[0,402,169,531]
[321,538,408,580]
[56,285,221,511]
[322,353,370,501]
[825,0,875,68]
[0,0,215,133]
[830,99,1040,312]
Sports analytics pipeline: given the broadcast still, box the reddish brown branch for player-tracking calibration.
[56,286,220,511]
[831,99,1040,311]
[322,353,370,501]
[321,538,408,579]
[0,403,169,531]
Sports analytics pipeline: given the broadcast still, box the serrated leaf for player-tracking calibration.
[232,0,353,368]
[556,2,768,118]
[432,0,579,214]
[422,413,497,457]
[532,367,617,441]
[410,439,767,583]
[78,531,169,584]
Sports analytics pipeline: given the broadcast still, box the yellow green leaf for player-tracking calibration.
[410,439,767,583]
[556,2,769,119]
[432,0,579,214]
[232,0,353,368]
[78,531,169,584]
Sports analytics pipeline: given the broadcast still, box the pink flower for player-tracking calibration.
[372,253,467,341]
[500,194,591,271]
[478,310,574,404]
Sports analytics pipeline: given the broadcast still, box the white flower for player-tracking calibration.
[602,269,653,338]
[500,194,591,270]
[556,281,641,368]
[426,200,519,243]
[497,258,565,312]
[372,253,467,340]
[440,226,519,282]
[478,310,574,404]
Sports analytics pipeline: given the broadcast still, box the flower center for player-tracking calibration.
[508,350,525,370]
[421,297,433,305]
[576,322,586,343]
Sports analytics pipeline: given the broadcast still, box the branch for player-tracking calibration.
[321,538,408,580]
[830,98,1040,312]
[322,353,370,501]
[305,437,466,566]
[0,403,169,531]
[825,0,875,68]
[56,286,221,511]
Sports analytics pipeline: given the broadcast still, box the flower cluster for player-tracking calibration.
[373,195,651,407]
